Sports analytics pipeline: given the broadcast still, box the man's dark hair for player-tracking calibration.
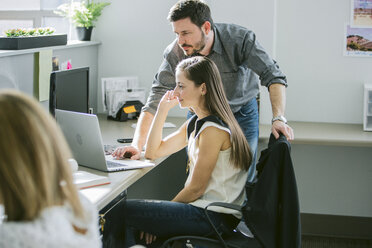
[168,0,214,28]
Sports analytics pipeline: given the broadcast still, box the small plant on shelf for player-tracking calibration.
[54,0,110,41]
[4,27,55,37]
[54,0,110,28]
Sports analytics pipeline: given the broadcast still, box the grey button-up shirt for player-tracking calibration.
[143,23,287,115]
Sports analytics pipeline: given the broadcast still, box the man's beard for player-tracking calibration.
[190,32,206,57]
[181,32,207,57]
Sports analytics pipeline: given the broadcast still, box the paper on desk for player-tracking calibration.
[68,158,78,172]
[73,171,110,189]
[131,122,176,129]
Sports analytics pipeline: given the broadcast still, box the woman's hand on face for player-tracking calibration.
[159,90,178,112]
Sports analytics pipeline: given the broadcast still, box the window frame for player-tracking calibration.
[0,10,59,27]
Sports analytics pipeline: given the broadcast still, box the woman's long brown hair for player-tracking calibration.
[177,57,252,170]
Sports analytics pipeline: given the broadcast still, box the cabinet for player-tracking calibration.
[364,84,372,131]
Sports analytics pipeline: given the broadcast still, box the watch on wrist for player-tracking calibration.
[272,115,287,124]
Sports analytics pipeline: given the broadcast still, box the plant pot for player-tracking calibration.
[0,34,67,50]
[76,27,93,41]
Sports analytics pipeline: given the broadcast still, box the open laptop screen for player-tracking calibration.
[49,67,89,116]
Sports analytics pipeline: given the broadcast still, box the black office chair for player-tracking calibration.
[162,134,301,248]
[162,201,261,248]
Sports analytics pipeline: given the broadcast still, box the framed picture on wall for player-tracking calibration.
[344,24,372,56]
[351,0,372,27]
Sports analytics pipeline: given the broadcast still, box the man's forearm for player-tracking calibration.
[132,111,154,151]
[269,83,286,117]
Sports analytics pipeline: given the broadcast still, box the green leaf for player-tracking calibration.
[54,0,110,28]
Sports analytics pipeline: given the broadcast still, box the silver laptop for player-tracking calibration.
[55,109,154,172]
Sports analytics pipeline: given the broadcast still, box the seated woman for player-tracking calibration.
[121,56,252,247]
[0,90,101,248]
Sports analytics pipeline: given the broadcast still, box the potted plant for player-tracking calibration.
[55,0,110,41]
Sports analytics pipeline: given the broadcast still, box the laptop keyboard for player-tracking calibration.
[106,160,127,169]
[106,160,126,167]
[105,155,155,172]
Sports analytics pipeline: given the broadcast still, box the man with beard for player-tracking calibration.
[113,0,294,182]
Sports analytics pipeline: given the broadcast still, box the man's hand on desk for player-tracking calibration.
[112,146,141,160]
[272,121,294,141]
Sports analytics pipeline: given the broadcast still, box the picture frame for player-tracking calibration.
[351,0,372,27]
[344,23,372,57]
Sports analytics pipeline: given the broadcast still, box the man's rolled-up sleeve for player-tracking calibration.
[242,31,287,89]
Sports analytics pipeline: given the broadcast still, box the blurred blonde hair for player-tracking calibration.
[0,90,84,221]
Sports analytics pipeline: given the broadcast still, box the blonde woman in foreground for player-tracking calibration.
[0,90,101,248]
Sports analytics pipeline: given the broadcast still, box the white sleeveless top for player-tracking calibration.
[186,120,248,218]
[0,195,101,248]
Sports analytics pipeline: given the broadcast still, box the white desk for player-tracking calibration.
[79,115,186,210]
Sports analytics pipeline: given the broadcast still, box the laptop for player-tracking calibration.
[55,109,154,172]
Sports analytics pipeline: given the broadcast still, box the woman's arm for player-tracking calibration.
[172,126,230,203]
[145,91,188,160]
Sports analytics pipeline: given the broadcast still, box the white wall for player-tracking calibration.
[96,0,372,124]
[95,0,277,119]
[94,0,175,113]
[277,0,372,124]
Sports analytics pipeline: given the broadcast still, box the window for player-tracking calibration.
[0,0,76,40]
[0,0,41,10]
[0,20,33,35]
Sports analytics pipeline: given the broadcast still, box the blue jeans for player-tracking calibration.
[187,98,259,183]
[122,199,239,248]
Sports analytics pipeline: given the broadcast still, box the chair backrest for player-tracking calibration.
[242,134,301,248]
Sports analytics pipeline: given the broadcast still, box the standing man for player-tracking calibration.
[114,0,294,182]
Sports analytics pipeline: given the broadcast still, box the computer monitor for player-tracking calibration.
[49,67,89,116]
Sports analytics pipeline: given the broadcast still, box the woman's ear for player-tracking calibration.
[201,83,207,95]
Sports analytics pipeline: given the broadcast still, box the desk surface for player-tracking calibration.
[259,121,372,147]
[79,115,186,210]
[80,115,372,210]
